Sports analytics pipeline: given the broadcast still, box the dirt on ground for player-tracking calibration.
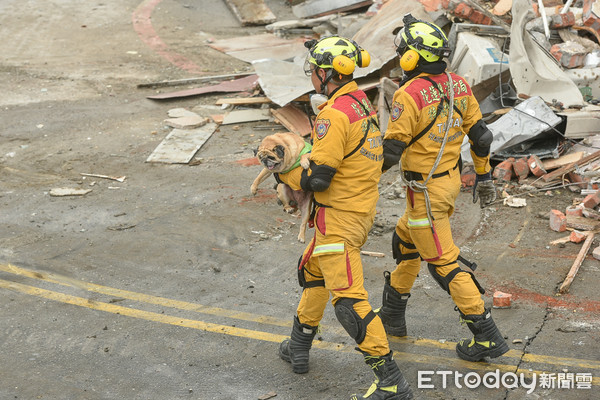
[0,1,598,400]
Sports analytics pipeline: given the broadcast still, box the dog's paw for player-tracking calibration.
[297,232,306,243]
[300,154,310,169]
[283,206,295,214]
[250,185,258,195]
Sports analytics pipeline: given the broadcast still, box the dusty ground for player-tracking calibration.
[0,1,598,400]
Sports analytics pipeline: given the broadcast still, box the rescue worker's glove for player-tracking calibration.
[382,139,407,172]
[472,172,496,208]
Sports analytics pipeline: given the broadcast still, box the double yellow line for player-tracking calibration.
[0,263,598,385]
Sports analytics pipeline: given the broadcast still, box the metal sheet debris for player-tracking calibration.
[508,0,584,107]
[252,58,313,107]
[292,0,373,19]
[147,75,259,100]
[461,96,562,163]
[208,34,306,63]
[352,0,430,79]
[146,123,218,164]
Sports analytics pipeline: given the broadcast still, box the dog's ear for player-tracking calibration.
[274,145,285,159]
[253,147,258,156]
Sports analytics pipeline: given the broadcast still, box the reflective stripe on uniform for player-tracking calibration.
[407,217,431,228]
[313,243,345,255]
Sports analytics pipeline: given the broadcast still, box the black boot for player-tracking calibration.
[279,316,317,374]
[456,308,509,362]
[351,351,413,400]
[376,271,410,337]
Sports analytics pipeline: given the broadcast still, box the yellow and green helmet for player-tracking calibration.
[394,14,451,63]
[303,36,370,76]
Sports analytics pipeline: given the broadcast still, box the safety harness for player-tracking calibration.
[398,72,482,291]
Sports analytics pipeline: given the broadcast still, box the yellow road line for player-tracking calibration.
[390,337,600,371]
[1,277,598,386]
[0,263,290,327]
[2,263,599,373]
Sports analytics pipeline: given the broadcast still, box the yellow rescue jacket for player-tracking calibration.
[384,72,491,175]
[279,81,383,212]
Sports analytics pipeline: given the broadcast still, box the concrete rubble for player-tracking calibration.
[147,0,600,291]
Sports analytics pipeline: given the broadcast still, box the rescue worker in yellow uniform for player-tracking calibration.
[276,36,413,400]
[378,14,509,362]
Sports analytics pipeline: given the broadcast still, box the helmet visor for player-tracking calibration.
[303,54,315,76]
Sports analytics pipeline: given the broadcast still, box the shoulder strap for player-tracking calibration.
[340,92,380,159]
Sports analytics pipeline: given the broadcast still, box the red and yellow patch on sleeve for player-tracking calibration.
[315,119,331,140]
[391,101,404,121]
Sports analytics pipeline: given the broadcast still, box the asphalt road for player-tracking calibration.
[0,1,598,400]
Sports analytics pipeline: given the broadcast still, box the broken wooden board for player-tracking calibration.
[292,0,373,18]
[216,97,271,105]
[49,188,92,197]
[271,104,312,137]
[558,232,594,293]
[566,215,600,231]
[146,123,218,164]
[541,149,600,182]
[224,0,276,26]
[147,75,259,100]
[222,109,271,125]
[208,33,305,63]
[542,151,585,170]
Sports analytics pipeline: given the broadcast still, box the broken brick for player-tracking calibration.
[549,12,575,29]
[566,205,584,217]
[582,189,600,209]
[493,291,512,308]
[493,158,514,182]
[527,155,547,177]
[567,171,590,189]
[593,245,600,260]
[453,3,473,19]
[570,230,588,243]
[549,209,567,232]
[583,0,600,33]
[512,157,530,181]
[550,42,587,69]
[461,171,476,188]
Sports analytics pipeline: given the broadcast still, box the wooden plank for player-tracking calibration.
[216,97,271,105]
[542,151,584,170]
[541,149,600,182]
[146,123,218,164]
[558,232,594,293]
[292,0,373,18]
[224,0,276,26]
[147,75,259,100]
[566,215,600,231]
[271,104,312,137]
[222,109,271,125]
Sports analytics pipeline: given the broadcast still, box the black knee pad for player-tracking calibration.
[427,263,485,295]
[334,298,376,344]
[392,231,420,264]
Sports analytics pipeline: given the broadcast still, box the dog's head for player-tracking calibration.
[255,135,295,173]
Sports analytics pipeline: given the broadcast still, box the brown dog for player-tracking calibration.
[250,132,313,243]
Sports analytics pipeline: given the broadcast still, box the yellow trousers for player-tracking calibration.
[390,167,485,315]
[297,206,390,356]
